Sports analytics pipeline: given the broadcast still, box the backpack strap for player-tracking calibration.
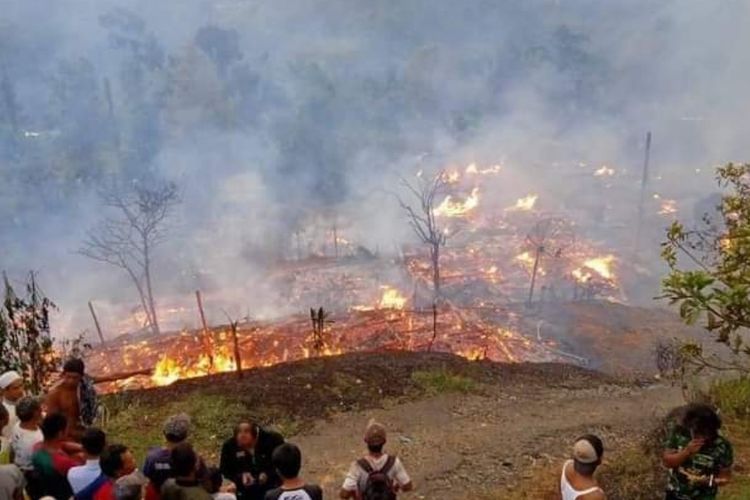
[379,455,397,475]
[357,458,374,474]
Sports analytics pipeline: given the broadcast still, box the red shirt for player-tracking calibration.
[92,479,114,500]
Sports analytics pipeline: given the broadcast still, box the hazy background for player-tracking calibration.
[1,0,748,337]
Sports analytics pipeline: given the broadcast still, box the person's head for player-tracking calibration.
[81,427,107,458]
[15,397,42,426]
[170,442,198,480]
[684,403,722,441]
[234,421,259,449]
[40,413,67,443]
[0,405,8,430]
[163,413,191,444]
[0,372,24,403]
[204,467,223,494]
[100,444,136,480]
[272,443,302,481]
[115,471,148,500]
[572,435,604,477]
[364,420,387,454]
[62,358,85,389]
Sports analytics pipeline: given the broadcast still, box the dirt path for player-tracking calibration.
[292,382,683,499]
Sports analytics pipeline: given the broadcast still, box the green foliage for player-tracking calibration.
[411,368,477,395]
[709,377,750,418]
[0,272,58,394]
[661,163,750,372]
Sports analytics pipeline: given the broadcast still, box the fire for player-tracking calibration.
[434,187,480,217]
[151,348,237,386]
[508,194,538,211]
[379,286,408,309]
[659,199,678,216]
[442,170,461,184]
[573,255,616,282]
[465,163,502,175]
[594,166,615,176]
[515,251,535,268]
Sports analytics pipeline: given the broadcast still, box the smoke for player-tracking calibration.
[1,0,748,336]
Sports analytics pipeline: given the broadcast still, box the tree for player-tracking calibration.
[80,181,179,335]
[398,171,450,299]
[523,217,575,305]
[661,163,750,373]
[0,273,58,394]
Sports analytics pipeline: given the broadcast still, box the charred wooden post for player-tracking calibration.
[195,290,214,369]
[229,320,243,379]
[634,131,652,258]
[88,301,105,345]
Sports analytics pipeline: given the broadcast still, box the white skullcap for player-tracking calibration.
[0,372,21,390]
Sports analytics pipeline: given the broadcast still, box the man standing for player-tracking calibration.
[559,435,605,500]
[0,372,24,440]
[67,427,106,495]
[75,444,137,500]
[45,359,90,440]
[340,420,413,499]
[30,413,84,499]
[220,421,284,500]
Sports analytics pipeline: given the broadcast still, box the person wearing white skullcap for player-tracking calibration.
[560,434,605,500]
[0,371,24,441]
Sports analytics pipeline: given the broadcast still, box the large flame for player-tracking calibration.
[434,187,480,217]
[152,347,237,386]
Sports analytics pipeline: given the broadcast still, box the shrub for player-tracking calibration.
[411,368,477,395]
[710,377,750,418]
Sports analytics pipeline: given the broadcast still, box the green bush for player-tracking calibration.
[411,369,477,395]
[710,377,750,418]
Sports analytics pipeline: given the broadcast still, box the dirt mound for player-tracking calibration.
[109,351,612,426]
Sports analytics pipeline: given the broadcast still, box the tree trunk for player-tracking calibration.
[231,321,243,379]
[527,246,542,305]
[124,265,155,334]
[143,240,161,335]
[431,244,441,299]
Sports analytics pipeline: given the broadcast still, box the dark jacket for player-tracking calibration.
[219,428,284,500]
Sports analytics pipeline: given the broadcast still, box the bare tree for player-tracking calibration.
[523,217,575,305]
[398,171,449,299]
[80,181,179,335]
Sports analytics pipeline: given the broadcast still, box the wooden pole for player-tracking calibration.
[527,246,542,305]
[88,301,105,345]
[195,290,209,333]
[230,321,243,379]
[634,131,652,258]
[195,290,213,369]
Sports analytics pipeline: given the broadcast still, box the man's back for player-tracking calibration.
[342,454,410,495]
[560,461,605,500]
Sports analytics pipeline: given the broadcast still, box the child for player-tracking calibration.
[10,397,43,471]
[204,467,237,500]
[265,443,322,500]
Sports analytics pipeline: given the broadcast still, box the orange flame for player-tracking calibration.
[434,187,480,217]
[379,286,408,309]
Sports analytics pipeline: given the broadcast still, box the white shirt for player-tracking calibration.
[10,424,42,471]
[342,454,411,493]
[560,460,603,500]
[68,459,102,494]
[1,401,18,441]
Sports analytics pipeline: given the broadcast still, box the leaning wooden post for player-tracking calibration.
[230,320,243,379]
[195,290,209,333]
[195,290,214,369]
[88,301,105,345]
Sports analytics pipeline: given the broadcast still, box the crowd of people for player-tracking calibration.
[0,361,736,500]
